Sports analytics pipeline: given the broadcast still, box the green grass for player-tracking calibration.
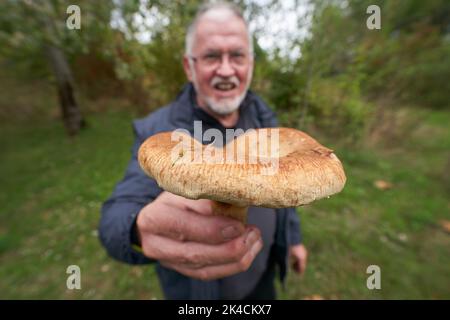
[0,112,162,299]
[1,108,449,299]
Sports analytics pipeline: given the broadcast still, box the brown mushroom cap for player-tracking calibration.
[138,127,346,208]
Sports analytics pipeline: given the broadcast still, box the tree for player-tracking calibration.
[0,0,114,135]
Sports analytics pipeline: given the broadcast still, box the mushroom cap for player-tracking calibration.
[138,127,346,208]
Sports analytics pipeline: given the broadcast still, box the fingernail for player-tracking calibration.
[222,226,240,240]
[245,229,259,246]
[251,240,263,255]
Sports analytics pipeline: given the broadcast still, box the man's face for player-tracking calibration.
[183,11,254,116]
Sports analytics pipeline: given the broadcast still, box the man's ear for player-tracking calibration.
[183,55,193,82]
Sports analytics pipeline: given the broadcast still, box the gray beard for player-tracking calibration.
[203,91,247,115]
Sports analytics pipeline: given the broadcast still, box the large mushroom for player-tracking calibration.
[138,127,346,223]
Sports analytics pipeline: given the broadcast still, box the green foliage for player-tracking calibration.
[259,1,373,141]
[1,0,449,112]
[269,0,450,142]
[0,0,115,79]
[2,0,448,125]
[307,76,371,141]
[351,0,450,108]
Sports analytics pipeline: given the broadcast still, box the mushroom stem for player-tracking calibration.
[211,201,248,224]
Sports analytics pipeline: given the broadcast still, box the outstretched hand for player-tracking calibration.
[136,191,263,281]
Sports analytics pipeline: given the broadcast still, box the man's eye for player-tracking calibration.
[231,53,246,62]
[203,54,220,61]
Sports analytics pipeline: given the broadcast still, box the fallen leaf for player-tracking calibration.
[398,233,408,242]
[374,180,393,190]
[304,294,324,300]
[439,220,450,233]
[131,267,143,277]
[101,264,110,273]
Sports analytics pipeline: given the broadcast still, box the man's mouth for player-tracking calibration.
[214,82,237,91]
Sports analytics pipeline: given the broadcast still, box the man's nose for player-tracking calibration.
[216,55,235,77]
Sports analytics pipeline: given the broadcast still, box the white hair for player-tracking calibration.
[185,1,254,56]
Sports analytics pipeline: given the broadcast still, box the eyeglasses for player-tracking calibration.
[188,50,251,69]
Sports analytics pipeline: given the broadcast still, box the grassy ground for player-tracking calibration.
[0,105,449,299]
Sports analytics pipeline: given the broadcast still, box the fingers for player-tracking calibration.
[139,200,245,245]
[159,192,213,216]
[292,260,302,274]
[299,253,307,275]
[137,191,264,280]
[160,236,264,281]
[183,198,214,216]
[142,227,261,268]
[291,260,298,273]
[290,245,308,275]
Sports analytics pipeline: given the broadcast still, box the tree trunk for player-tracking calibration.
[45,45,85,136]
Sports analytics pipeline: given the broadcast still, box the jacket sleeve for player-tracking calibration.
[98,122,162,264]
[286,208,303,245]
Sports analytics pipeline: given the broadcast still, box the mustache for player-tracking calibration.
[210,76,240,87]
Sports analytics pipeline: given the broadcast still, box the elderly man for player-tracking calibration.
[99,1,307,300]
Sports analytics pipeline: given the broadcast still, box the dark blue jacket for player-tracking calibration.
[99,84,302,299]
